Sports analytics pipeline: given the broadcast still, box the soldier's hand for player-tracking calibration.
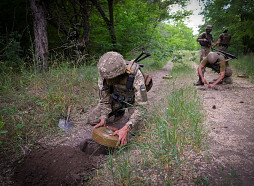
[208,83,215,88]
[93,118,106,129]
[202,79,208,85]
[110,125,130,147]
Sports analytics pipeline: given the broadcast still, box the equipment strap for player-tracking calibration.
[126,60,135,74]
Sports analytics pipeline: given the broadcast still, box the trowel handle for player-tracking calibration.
[66,106,71,122]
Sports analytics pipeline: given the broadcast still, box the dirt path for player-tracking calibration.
[193,66,254,185]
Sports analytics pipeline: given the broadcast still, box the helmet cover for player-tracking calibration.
[98,51,127,79]
[206,25,213,30]
[207,52,219,64]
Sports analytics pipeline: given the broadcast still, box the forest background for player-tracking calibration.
[0,0,254,177]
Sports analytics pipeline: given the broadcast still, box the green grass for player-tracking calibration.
[230,53,254,83]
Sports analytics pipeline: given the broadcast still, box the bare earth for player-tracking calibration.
[4,60,254,185]
[193,65,254,185]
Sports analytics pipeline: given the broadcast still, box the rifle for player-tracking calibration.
[126,50,152,91]
[134,50,151,63]
[206,37,212,47]
[211,48,237,59]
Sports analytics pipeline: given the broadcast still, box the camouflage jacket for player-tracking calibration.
[97,69,148,129]
[197,32,214,47]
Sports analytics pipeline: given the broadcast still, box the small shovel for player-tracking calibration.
[58,106,74,131]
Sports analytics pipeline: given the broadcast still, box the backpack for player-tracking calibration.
[125,60,153,92]
[220,33,231,45]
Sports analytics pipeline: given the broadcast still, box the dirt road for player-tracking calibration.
[194,67,254,185]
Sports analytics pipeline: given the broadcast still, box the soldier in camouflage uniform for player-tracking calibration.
[195,25,214,86]
[86,51,148,147]
[214,27,231,52]
[196,52,233,88]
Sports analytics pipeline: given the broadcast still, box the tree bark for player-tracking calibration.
[79,0,90,51]
[30,0,48,69]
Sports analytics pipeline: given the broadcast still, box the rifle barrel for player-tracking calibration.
[211,48,237,59]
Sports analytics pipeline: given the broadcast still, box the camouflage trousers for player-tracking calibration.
[200,46,210,62]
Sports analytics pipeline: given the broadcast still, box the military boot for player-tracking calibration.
[223,77,233,84]
[194,76,204,86]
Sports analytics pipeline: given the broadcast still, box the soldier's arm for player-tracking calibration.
[209,59,226,88]
[214,34,222,47]
[198,58,209,85]
[197,33,205,42]
[209,72,225,88]
[214,38,221,47]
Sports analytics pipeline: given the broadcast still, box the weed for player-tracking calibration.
[230,53,254,83]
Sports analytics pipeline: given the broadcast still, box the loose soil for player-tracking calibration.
[2,60,254,185]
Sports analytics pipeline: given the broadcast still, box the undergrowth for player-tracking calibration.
[230,53,254,83]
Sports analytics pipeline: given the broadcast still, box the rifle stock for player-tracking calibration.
[134,51,151,63]
[211,48,237,59]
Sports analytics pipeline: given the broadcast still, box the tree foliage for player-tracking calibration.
[0,0,197,69]
[199,0,254,54]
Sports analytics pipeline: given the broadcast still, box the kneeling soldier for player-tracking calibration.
[86,51,148,147]
[196,52,233,88]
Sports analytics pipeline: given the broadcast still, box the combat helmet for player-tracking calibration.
[205,25,213,31]
[207,52,219,64]
[98,51,127,79]
[222,26,228,33]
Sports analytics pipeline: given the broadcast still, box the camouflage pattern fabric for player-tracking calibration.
[87,65,148,131]
[197,32,214,62]
[200,46,210,63]
[219,33,231,45]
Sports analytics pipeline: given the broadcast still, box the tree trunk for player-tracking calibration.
[90,0,117,49]
[30,0,48,69]
[108,0,117,47]
[80,0,90,51]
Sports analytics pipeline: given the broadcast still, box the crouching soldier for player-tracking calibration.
[86,51,148,147]
[196,52,233,88]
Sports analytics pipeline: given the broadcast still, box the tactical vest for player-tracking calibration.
[220,33,231,45]
[199,32,213,47]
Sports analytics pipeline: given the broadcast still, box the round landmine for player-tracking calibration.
[237,74,249,78]
[92,126,119,148]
